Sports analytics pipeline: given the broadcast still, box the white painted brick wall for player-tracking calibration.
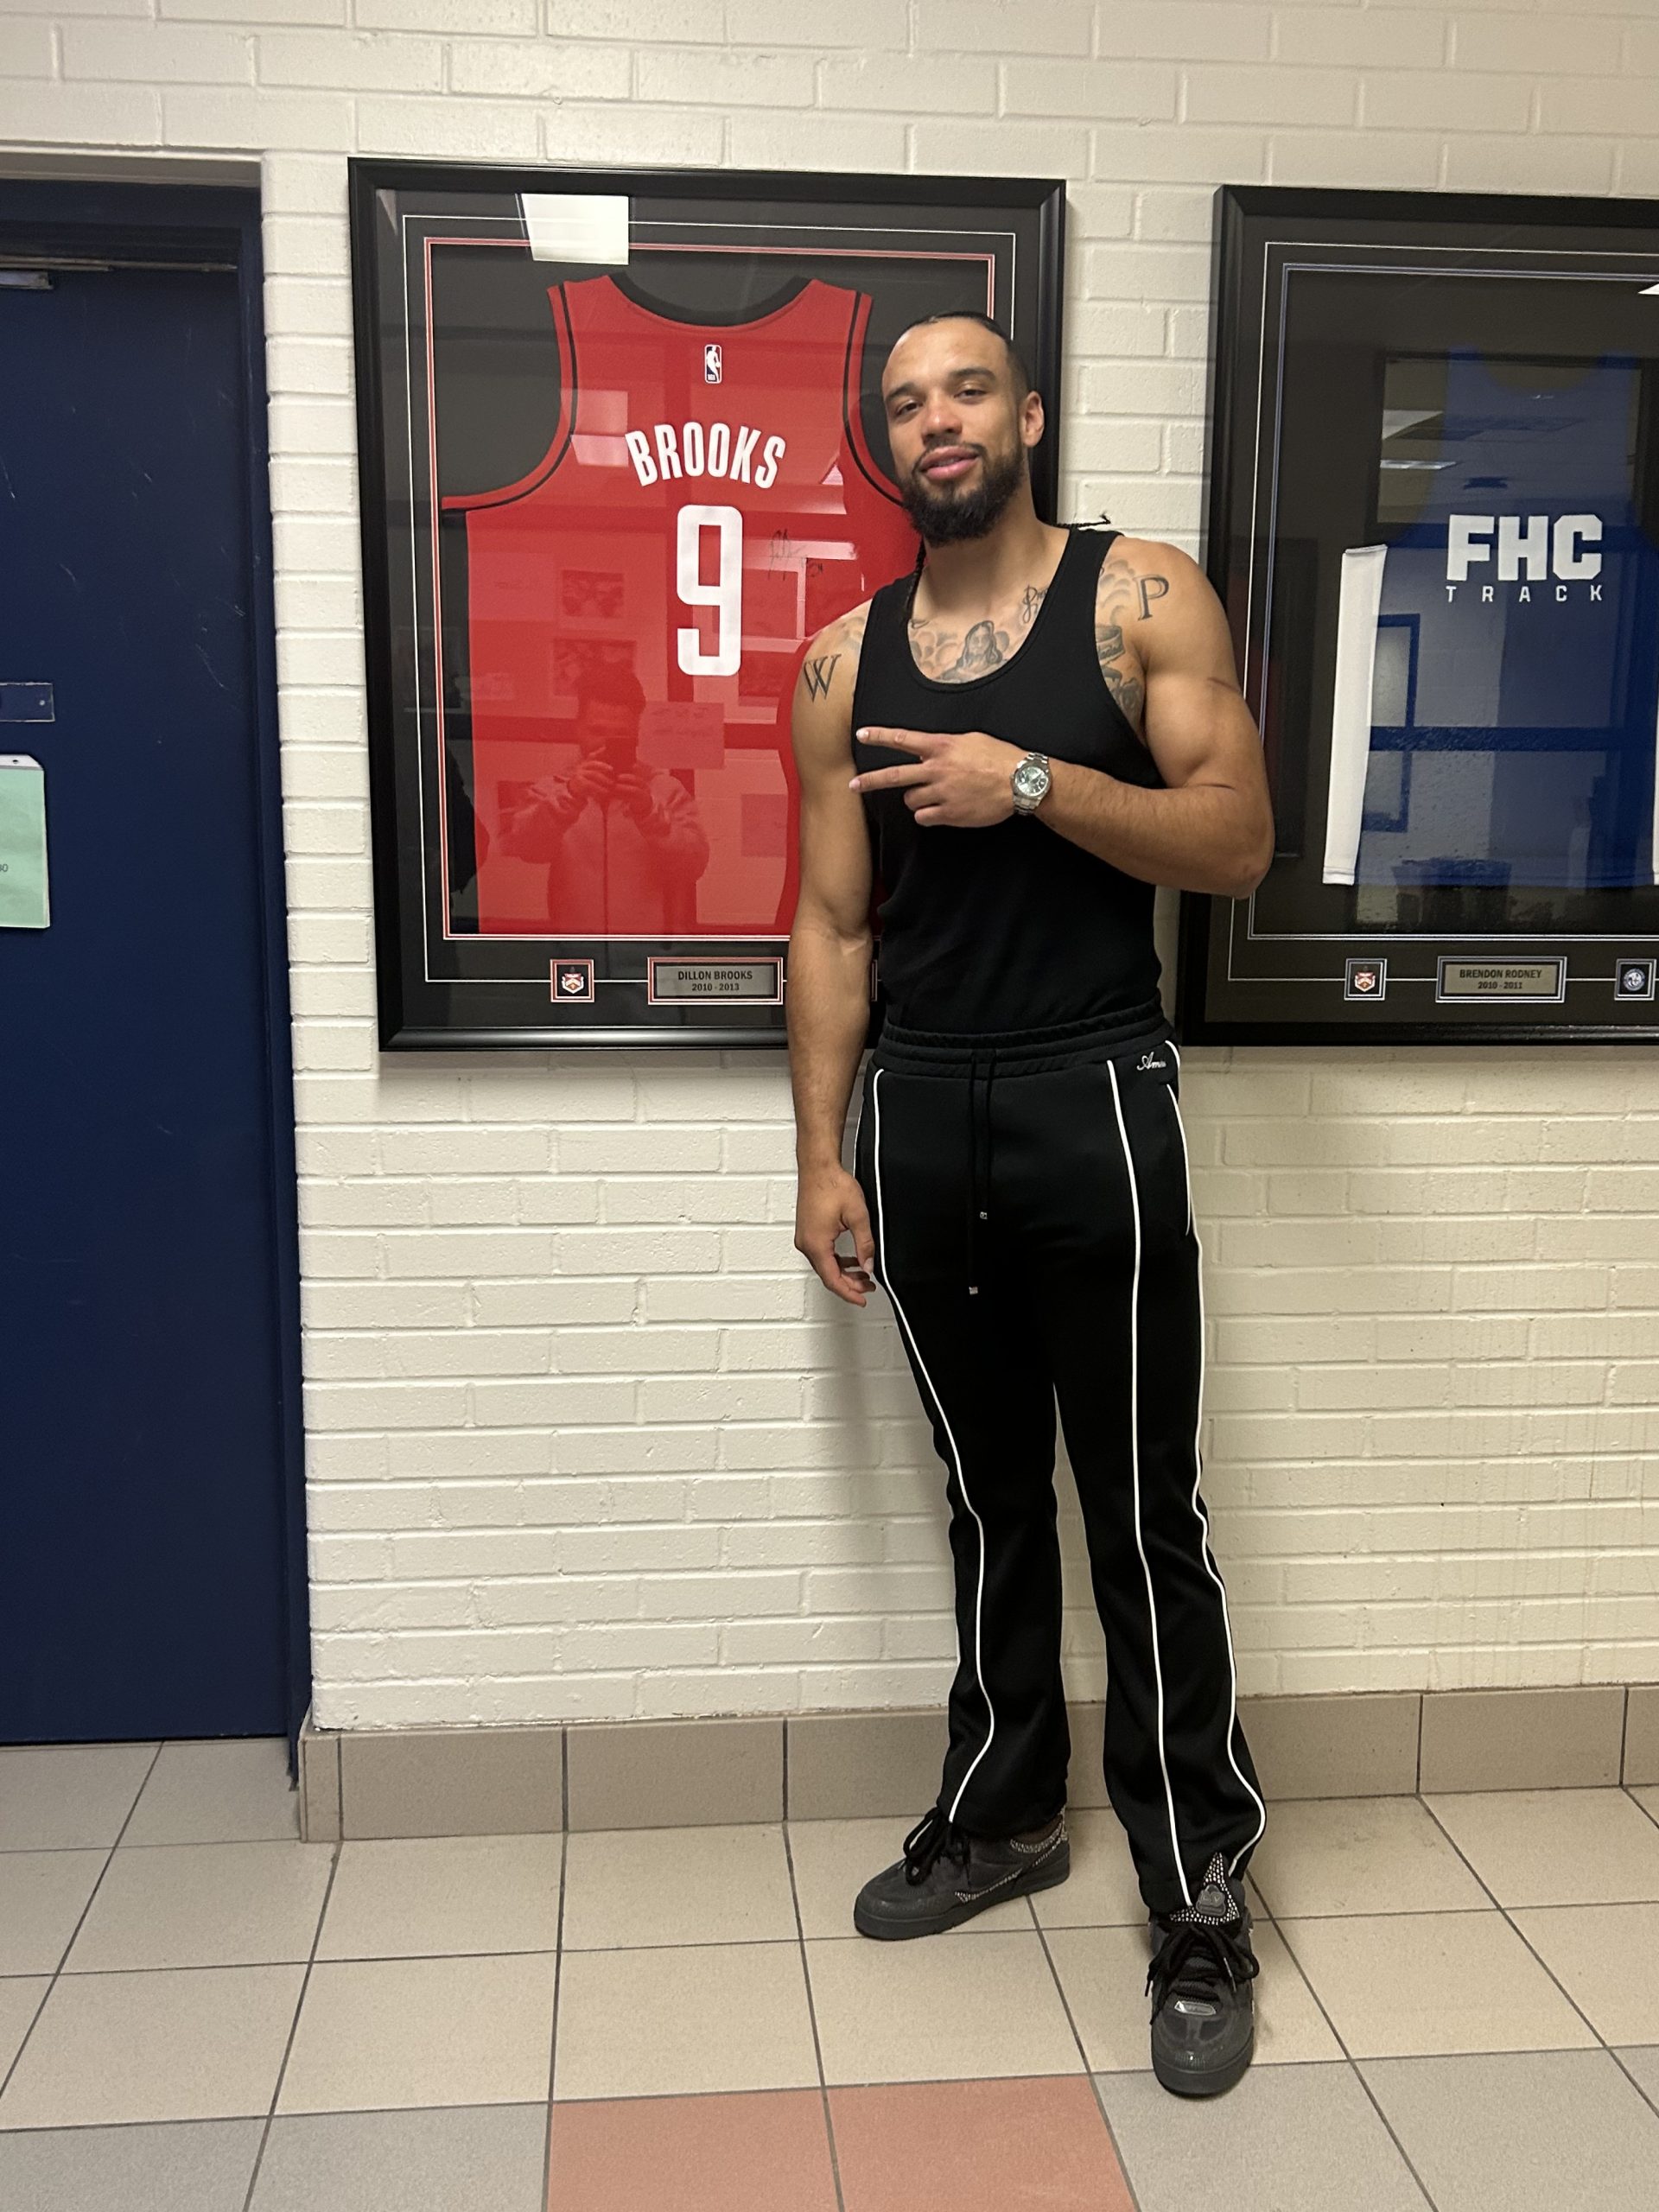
[4,1,1656,1728]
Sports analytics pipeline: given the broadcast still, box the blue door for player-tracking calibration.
[0,191,305,1745]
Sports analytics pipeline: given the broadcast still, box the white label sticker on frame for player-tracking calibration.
[520,194,629,266]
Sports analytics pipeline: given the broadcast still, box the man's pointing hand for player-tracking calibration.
[849,727,1030,828]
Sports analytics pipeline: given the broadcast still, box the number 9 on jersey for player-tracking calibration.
[677,503,743,677]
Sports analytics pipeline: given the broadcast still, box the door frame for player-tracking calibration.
[0,176,312,1777]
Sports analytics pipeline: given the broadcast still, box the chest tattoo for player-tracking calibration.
[906,582,1047,684]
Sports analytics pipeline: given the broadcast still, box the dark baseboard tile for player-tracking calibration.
[567,1716,784,1830]
[1063,1704,1112,1808]
[1419,1685,1626,1794]
[1624,1685,1659,1785]
[784,1707,946,1823]
[338,1724,563,1840]
[783,1703,1115,1824]
[296,1682,1658,1841]
[296,1720,340,1843]
[1236,1692,1421,1801]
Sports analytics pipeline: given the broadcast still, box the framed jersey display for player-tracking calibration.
[349,160,1065,1047]
[1181,183,1659,1045]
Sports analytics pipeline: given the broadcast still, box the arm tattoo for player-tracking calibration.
[1099,552,1170,623]
[801,653,840,702]
[1094,614,1147,734]
[1094,550,1173,736]
[798,606,868,702]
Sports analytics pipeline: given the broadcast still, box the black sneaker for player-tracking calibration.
[853,1802,1070,1940]
[1146,1850,1260,2097]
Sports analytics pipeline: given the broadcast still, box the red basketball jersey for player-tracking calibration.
[447,271,918,937]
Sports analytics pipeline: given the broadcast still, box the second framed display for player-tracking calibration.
[1181,183,1659,1044]
[351,160,1065,1048]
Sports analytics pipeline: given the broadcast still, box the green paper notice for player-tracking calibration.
[0,754,48,929]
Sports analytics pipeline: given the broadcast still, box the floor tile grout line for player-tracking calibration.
[1606,2049,1659,2128]
[539,1824,569,2211]
[24,1899,1647,1981]
[1247,1828,1444,2212]
[0,1741,166,2120]
[238,1837,344,2212]
[781,1818,849,2212]
[1414,1795,1611,2042]
[0,2098,556,2144]
[0,2048,1637,2144]
[31,1889,1659,1979]
[4,1782,1659,1859]
[1622,1762,1659,2088]
[0,1834,315,1855]
[16,1816,1659,1967]
[1414,1692,1423,1796]
[1416,1793,1659,2129]
[44,1944,569,1976]
[29,1898,1637,1991]
[1027,1900,1148,2212]
[126,1834,311,1852]
[0,1959,63,2111]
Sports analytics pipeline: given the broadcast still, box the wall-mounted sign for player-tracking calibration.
[0,754,48,929]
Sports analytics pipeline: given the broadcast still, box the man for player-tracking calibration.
[785,309,1276,2100]
[495,663,709,933]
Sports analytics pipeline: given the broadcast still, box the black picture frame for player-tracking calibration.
[1181,182,1659,1046]
[349,158,1066,1050]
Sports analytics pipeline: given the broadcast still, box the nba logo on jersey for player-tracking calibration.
[703,342,722,385]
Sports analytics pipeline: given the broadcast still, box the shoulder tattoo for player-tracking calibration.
[1094,549,1173,734]
[798,607,867,701]
[800,651,841,702]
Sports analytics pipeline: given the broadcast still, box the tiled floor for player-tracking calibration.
[3,1742,1659,2209]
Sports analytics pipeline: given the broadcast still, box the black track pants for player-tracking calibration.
[851,1009,1267,1916]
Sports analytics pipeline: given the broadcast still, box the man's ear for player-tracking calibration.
[1021,390,1045,450]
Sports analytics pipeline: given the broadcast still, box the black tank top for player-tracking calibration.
[850,524,1166,1034]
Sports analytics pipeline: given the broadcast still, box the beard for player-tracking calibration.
[900,438,1027,545]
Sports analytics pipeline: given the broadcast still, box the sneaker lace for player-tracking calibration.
[902,1804,969,1885]
[1146,1917,1261,2011]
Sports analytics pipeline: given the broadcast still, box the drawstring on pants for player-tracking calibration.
[965,1046,999,1296]
[875,999,1169,1306]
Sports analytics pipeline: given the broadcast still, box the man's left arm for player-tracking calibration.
[849,540,1274,899]
[1039,538,1274,899]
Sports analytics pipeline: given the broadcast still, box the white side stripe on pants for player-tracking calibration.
[870,1067,997,1825]
[1168,1042,1269,1877]
[1105,1059,1192,1910]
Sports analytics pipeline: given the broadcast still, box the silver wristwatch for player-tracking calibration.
[1009,751,1052,815]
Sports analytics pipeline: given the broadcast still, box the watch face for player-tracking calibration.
[1013,759,1049,799]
